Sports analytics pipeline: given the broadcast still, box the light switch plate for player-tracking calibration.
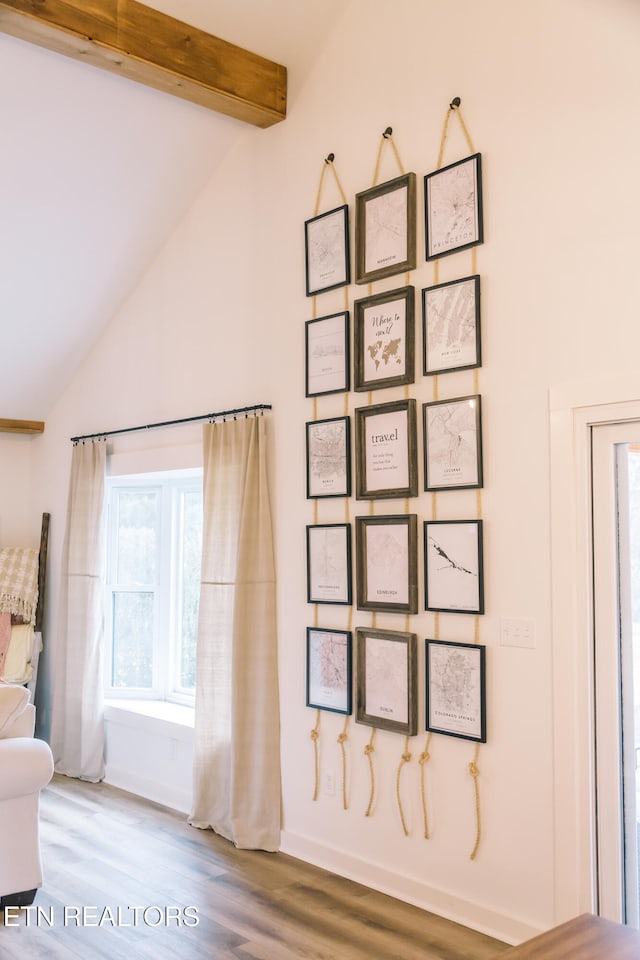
[500,617,536,649]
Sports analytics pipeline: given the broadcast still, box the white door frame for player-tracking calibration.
[550,377,640,924]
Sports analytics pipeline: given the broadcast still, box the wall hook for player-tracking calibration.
[382,126,393,138]
[324,152,335,164]
[449,96,461,110]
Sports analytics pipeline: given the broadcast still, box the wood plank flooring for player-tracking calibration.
[0,775,509,960]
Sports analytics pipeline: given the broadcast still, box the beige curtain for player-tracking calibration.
[190,415,280,850]
[50,439,106,782]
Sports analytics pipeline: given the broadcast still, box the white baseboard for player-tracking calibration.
[280,830,542,946]
[104,764,191,815]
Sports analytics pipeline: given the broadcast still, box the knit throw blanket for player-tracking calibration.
[0,548,39,626]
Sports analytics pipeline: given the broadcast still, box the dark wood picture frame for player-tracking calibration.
[356,626,418,735]
[355,173,417,284]
[425,638,486,742]
[355,514,418,614]
[424,153,483,261]
[355,399,418,500]
[306,627,352,715]
[354,286,415,392]
[424,519,485,615]
[305,204,350,296]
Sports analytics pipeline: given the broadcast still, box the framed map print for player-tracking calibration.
[306,627,352,715]
[354,286,415,392]
[305,204,350,296]
[356,627,418,735]
[424,154,483,261]
[355,399,418,500]
[355,173,417,284]
[306,416,351,499]
[423,395,483,491]
[306,523,352,605]
[355,514,418,614]
[305,311,350,397]
[424,519,484,615]
[425,639,486,742]
[422,275,481,375]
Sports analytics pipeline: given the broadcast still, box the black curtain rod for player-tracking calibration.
[70,403,272,443]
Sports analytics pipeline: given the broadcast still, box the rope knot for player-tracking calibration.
[469,761,479,778]
[401,752,412,763]
[364,743,374,756]
[337,732,348,744]
[419,751,431,765]
[310,729,319,742]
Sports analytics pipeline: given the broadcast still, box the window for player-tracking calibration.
[104,469,203,705]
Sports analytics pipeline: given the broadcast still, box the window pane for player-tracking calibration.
[112,591,154,688]
[178,489,202,690]
[116,489,158,585]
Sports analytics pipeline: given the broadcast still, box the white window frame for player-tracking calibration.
[104,468,202,706]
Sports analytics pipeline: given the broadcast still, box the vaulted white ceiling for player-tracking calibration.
[0,0,344,420]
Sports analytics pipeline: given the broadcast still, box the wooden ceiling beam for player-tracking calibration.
[0,0,287,127]
[0,419,45,434]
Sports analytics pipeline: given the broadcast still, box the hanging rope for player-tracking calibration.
[310,710,321,801]
[338,716,350,811]
[419,733,433,839]
[433,97,477,287]
[469,743,482,860]
[396,735,412,837]
[364,727,377,816]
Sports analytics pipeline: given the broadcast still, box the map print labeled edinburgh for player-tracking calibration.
[363,297,405,384]
[427,157,479,257]
[425,278,477,372]
[365,523,408,605]
[429,643,481,738]
[308,420,347,496]
[308,630,348,712]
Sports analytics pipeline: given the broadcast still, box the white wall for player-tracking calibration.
[24,0,640,945]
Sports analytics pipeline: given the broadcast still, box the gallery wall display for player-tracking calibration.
[305,204,351,296]
[355,514,418,614]
[424,153,483,261]
[422,395,483,491]
[354,286,415,393]
[424,519,484,615]
[355,399,418,500]
[355,626,418,735]
[306,416,351,499]
[355,173,417,284]
[305,311,350,397]
[306,523,352,605]
[306,627,352,715]
[425,638,486,742]
[422,275,481,376]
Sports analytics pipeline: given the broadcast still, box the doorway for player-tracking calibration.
[591,422,640,926]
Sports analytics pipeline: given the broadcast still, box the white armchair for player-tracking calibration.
[0,688,54,908]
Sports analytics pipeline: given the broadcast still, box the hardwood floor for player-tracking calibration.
[1,775,509,960]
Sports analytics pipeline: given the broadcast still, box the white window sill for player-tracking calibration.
[104,699,194,743]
